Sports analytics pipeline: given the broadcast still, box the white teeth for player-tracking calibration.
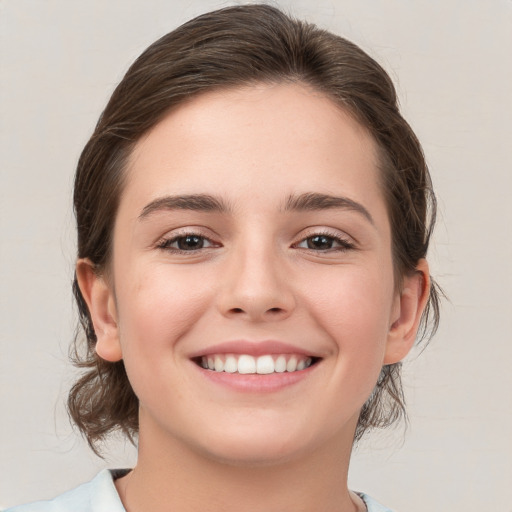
[238,354,256,374]
[200,354,314,374]
[224,355,238,373]
[256,355,274,374]
[286,356,298,372]
[214,355,224,372]
[275,355,287,373]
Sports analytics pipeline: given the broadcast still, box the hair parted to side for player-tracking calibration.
[69,3,440,454]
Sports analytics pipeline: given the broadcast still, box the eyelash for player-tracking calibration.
[156,229,354,254]
[294,230,355,252]
[156,231,218,253]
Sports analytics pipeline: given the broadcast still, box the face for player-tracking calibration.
[82,83,424,465]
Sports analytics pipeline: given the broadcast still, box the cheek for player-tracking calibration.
[113,263,211,380]
[304,264,395,356]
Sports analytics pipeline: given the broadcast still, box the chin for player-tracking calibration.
[186,418,325,468]
[197,437,304,468]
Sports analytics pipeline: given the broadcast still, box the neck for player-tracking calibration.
[116,413,362,512]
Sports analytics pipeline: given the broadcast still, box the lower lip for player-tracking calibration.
[194,362,318,393]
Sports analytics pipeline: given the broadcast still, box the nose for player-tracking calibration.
[216,242,296,322]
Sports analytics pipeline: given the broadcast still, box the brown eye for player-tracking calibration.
[176,235,205,250]
[295,233,354,252]
[307,235,336,250]
[158,233,216,252]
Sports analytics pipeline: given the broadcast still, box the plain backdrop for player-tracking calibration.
[1,1,511,510]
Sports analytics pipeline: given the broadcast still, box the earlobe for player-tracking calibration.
[76,259,123,362]
[384,259,430,365]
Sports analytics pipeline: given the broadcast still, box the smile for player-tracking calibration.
[198,354,317,374]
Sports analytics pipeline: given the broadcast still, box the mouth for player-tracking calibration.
[189,340,323,392]
[193,353,321,374]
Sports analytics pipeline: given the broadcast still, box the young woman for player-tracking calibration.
[7,4,440,511]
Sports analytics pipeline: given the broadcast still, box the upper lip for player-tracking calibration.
[188,340,320,358]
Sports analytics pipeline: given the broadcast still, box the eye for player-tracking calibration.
[295,233,354,251]
[157,233,217,252]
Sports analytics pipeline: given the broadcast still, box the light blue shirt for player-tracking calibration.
[5,469,394,511]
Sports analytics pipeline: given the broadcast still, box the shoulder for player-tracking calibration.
[358,492,395,512]
[4,469,127,512]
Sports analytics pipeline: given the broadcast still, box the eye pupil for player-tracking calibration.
[178,235,204,250]
[308,235,333,250]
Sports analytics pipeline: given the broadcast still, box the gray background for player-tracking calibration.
[1,0,511,510]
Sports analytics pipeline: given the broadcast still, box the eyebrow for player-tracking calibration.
[139,194,231,219]
[284,192,374,225]
[138,192,374,225]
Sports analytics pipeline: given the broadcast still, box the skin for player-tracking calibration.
[77,83,429,512]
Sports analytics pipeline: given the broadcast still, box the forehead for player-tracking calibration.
[122,82,384,218]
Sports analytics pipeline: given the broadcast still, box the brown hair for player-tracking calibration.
[68,3,440,452]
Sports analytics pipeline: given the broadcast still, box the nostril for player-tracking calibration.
[227,306,284,316]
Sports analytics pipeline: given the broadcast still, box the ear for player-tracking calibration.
[76,259,123,362]
[384,259,430,365]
